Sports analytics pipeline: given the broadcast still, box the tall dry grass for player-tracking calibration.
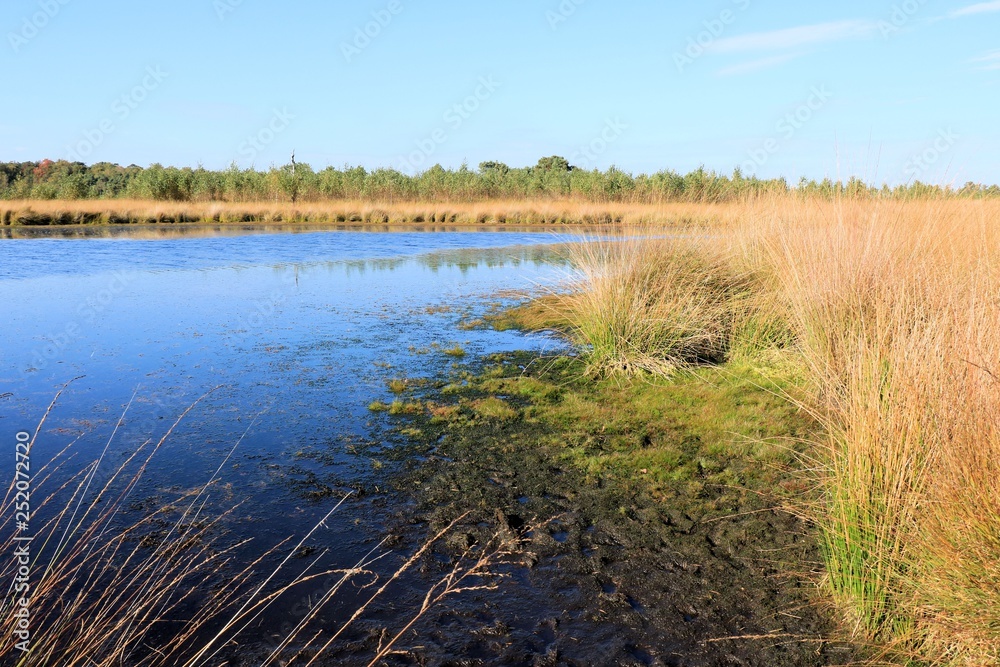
[742,197,1000,663]
[559,195,1000,663]
[751,201,937,639]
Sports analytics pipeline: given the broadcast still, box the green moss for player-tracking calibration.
[391,347,814,514]
[389,400,423,415]
[532,359,812,500]
[369,399,425,415]
[470,397,519,422]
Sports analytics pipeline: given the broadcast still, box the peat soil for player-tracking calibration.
[337,351,857,667]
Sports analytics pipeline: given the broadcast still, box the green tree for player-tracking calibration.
[535,156,572,172]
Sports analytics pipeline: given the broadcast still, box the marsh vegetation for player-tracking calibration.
[5,194,1000,665]
[509,196,1000,664]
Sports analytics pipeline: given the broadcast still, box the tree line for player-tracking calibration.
[2,157,996,203]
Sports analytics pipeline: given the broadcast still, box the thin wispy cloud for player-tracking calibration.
[716,53,802,77]
[706,20,878,55]
[971,50,1000,70]
[950,0,1000,17]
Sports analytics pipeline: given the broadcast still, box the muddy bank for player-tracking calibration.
[364,352,855,666]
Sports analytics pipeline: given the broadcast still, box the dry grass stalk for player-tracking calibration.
[2,391,517,666]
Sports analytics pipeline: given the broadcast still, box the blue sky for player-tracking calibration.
[2,0,997,184]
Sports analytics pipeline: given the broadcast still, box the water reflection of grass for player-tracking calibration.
[337,244,575,276]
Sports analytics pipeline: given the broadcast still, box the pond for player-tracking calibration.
[0,227,579,663]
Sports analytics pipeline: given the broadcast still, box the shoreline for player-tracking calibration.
[0,198,685,228]
[0,222,620,240]
[2,197,992,233]
[376,336,856,663]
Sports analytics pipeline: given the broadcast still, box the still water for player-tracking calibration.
[0,228,577,662]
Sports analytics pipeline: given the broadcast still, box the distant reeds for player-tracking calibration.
[0,197,734,229]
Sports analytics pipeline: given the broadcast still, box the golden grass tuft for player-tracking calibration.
[549,232,748,377]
